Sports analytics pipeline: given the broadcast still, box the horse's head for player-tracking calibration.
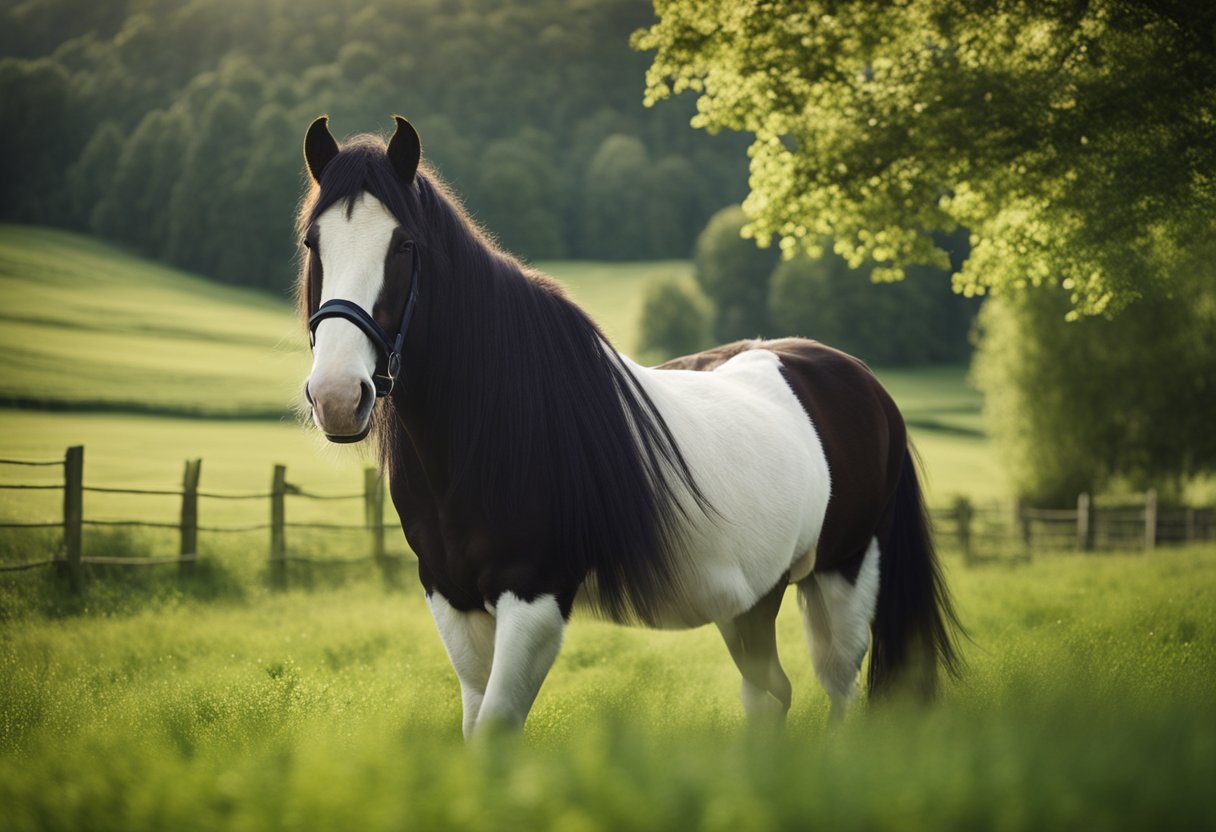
[299,116,422,443]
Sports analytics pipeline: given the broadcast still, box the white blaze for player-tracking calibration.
[307,194,399,436]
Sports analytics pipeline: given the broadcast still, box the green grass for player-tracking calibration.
[0,225,309,417]
[543,259,694,353]
[1,546,1213,829]
[0,227,1210,828]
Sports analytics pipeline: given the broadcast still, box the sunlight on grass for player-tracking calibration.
[0,547,1212,829]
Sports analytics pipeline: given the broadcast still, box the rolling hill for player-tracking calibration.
[0,225,1004,500]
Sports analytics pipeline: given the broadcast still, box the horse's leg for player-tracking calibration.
[473,592,565,737]
[716,576,792,724]
[427,592,496,739]
[798,538,881,722]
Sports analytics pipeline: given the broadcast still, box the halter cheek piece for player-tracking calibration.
[307,243,420,398]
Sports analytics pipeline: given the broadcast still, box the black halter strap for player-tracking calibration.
[307,244,420,397]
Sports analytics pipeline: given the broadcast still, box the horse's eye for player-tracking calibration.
[397,239,413,254]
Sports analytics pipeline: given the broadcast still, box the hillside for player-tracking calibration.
[0,225,309,417]
[0,226,1004,500]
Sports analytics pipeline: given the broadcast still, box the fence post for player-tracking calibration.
[270,464,287,588]
[1015,499,1031,555]
[1144,489,1157,551]
[61,445,84,587]
[1076,492,1093,551]
[953,496,973,564]
[179,458,201,576]
[1185,507,1197,544]
[364,467,387,574]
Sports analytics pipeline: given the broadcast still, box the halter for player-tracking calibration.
[307,243,420,397]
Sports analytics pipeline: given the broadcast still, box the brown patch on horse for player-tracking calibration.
[657,337,906,582]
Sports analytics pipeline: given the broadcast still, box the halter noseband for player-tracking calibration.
[307,243,420,397]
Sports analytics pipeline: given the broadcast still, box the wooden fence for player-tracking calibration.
[933,491,1216,564]
[0,445,396,588]
[3,447,1214,584]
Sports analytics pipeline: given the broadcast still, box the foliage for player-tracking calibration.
[637,275,712,360]
[693,205,779,341]
[0,0,753,292]
[972,276,1216,505]
[1,546,1214,829]
[636,1,1216,315]
[769,245,976,367]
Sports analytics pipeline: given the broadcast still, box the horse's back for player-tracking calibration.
[659,337,906,579]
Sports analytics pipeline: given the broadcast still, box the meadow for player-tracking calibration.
[3,225,1212,829]
[1,547,1213,830]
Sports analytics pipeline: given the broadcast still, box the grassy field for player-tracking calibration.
[0,546,1212,829]
[0,226,1212,828]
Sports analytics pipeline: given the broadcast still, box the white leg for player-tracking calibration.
[474,592,565,737]
[799,538,881,721]
[427,592,496,739]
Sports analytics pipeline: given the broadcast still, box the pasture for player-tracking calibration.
[4,225,1210,829]
[1,546,1213,829]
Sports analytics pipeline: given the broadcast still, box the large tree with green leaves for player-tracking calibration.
[636,1,1216,315]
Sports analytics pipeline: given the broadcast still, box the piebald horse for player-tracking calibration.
[298,116,961,738]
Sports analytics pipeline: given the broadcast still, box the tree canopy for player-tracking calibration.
[636,1,1216,316]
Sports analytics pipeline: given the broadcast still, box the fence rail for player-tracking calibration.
[0,445,397,588]
[935,490,1215,564]
[2,447,1214,586]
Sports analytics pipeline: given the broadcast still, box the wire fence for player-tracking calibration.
[0,446,398,586]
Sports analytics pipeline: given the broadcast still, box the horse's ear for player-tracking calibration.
[304,116,339,183]
[387,116,421,185]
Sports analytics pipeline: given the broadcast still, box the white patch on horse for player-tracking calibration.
[475,592,565,736]
[427,592,496,739]
[799,537,880,720]
[585,350,832,628]
[307,194,397,436]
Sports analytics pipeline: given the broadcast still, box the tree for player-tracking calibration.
[637,275,712,361]
[0,57,77,222]
[67,120,123,231]
[92,109,172,249]
[166,91,252,280]
[0,0,758,285]
[476,130,567,260]
[580,134,653,259]
[769,250,974,366]
[643,154,701,258]
[972,275,1216,505]
[694,205,779,342]
[636,1,1216,315]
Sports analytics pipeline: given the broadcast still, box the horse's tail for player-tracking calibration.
[868,447,964,699]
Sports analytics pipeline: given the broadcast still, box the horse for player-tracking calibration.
[297,115,962,738]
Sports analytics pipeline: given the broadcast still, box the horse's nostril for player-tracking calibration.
[357,380,374,417]
[304,382,315,407]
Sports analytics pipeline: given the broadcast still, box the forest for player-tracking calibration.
[0,0,753,293]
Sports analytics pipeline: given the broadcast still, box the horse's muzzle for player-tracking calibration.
[306,377,375,443]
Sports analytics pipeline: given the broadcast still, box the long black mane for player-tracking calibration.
[297,135,706,623]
